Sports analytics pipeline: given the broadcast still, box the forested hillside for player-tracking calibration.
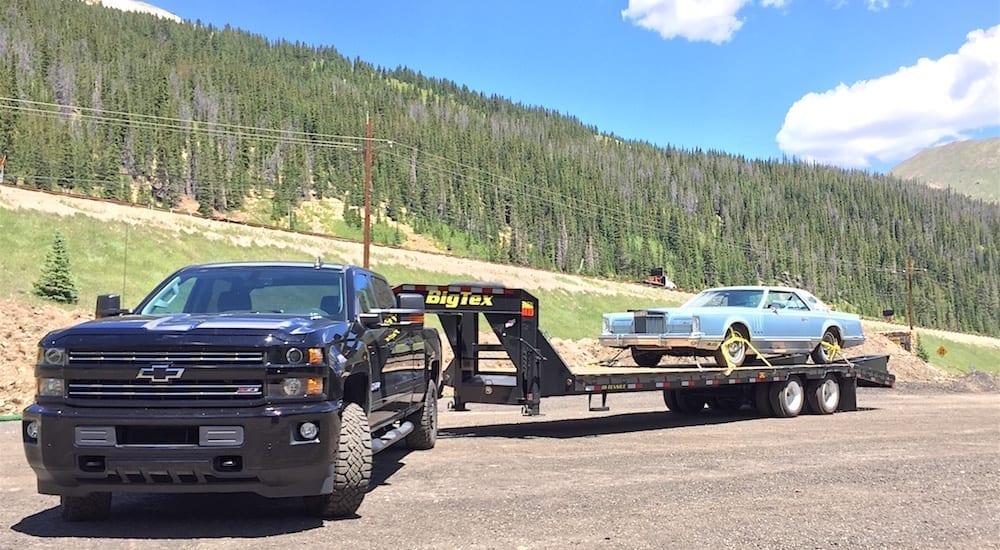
[0,0,997,336]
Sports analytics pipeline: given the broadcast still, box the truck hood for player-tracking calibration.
[41,313,351,347]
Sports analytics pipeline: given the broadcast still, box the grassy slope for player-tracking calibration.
[890,138,1000,203]
[917,332,1000,376]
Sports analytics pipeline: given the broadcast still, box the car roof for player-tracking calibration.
[183,261,349,273]
[702,285,804,293]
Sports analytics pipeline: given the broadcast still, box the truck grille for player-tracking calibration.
[68,350,265,365]
[68,381,263,400]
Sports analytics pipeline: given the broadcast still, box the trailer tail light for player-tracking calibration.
[521,301,535,317]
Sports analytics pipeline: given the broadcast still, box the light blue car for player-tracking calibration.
[599,286,866,367]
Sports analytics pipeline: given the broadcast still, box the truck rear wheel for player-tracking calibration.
[61,492,111,521]
[303,402,372,519]
[806,375,840,414]
[405,380,438,450]
[769,376,805,418]
[631,349,664,367]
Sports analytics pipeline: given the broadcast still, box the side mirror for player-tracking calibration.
[396,292,425,311]
[358,312,384,329]
[95,294,127,319]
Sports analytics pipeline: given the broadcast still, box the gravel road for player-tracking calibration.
[2,387,998,550]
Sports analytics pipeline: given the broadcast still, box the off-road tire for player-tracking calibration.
[61,492,111,521]
[631,349,664,367]
[303,402,372,518]
[405,380,438,450]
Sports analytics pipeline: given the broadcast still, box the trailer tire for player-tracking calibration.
[664,389,705,415]
[631,349,664,367]
[769,376,805,418]
[810,328,841,364]
[61,492,111,521]
[754,383,773,417]
[303,403,372,518]
[714,326,749,367]
[806,375,840,414]
[405,380,438,450]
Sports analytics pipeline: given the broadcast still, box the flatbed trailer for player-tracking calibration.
[394,284,895,418]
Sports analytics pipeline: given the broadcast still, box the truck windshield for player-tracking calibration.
[136,266,347,321]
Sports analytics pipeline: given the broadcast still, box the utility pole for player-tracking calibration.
[907,255,914,332]
[363,112,373,269]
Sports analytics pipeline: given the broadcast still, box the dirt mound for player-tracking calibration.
[0,299,90,415]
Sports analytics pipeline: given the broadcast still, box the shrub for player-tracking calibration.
[32,231,79,304]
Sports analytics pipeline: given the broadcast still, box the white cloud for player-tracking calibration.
[866,0,890,12]
[776,25,1000,168]
[621,0,777,44]
[91,0,181,22]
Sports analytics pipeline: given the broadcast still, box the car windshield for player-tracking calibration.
[683,289,764,309]
[135,266,347,321]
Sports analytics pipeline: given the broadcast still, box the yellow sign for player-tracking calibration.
[936,346,948,357]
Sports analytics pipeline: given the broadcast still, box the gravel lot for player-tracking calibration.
[2,387,998,550]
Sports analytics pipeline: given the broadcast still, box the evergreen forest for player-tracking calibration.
[0,0,997,336]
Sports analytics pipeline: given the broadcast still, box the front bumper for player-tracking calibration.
[598,333,714,350]
[22,400,341,498]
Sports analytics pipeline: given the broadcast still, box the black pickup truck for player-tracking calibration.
[22,260,442,520]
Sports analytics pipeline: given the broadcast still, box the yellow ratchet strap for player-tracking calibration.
[720,334,771,376]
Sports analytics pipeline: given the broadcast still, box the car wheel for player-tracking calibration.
[631,348,665,367]
[806,375,840,414]
[810,329,841,364]
[769,376,805,418]
[714,326,748,367]
[303,402,372,518]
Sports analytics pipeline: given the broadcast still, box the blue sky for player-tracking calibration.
[113,0,999,173]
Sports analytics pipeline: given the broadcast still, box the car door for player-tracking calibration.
[371,275,424,406]
[761,289,813,354]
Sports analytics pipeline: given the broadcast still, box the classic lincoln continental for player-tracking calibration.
[599,286,865,368]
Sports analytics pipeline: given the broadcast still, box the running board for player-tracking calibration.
[371,420,414,454]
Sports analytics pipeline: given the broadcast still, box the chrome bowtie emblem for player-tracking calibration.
[137,365,185,382]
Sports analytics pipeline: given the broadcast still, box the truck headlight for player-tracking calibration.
[37,377,65,397]
[37,347,66,366]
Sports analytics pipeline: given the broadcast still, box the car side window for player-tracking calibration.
[372,276,396,309]
[353,272,377,313]
[785,293,809,311]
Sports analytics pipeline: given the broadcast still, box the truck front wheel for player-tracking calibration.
[405,380,438,450]
[303,402,372,518]
[61,492,111,521]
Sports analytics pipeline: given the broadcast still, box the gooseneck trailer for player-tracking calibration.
[395,284,894,418]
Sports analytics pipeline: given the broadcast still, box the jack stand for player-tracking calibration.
[588,392,610,412]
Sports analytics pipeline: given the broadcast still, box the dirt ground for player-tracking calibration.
[1,184,998,415]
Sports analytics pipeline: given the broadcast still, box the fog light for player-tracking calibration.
[299,421,319,440]
[282,378,304,396]
[37,378,65,397]
[25,421,39,440]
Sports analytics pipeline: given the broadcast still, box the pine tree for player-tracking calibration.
[33,231,80,304]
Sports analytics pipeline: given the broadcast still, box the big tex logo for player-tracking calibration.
[425,290,494,309]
